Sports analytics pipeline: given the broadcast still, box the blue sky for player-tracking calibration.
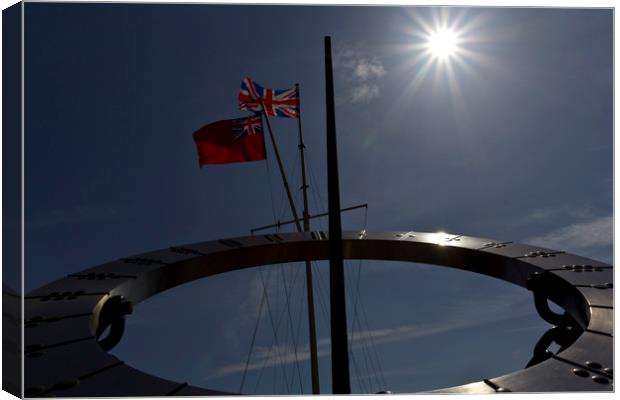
[22,4,612,395]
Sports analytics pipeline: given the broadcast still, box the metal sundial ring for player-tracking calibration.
[25,231,613,396]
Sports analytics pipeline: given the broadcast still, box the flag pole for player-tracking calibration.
[296,83,321,395]
[324,35,351,394]
[260,104,303,233]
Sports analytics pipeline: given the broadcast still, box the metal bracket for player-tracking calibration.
[525,325,581,368]
[95,296,133,351]
[527,271,580,328]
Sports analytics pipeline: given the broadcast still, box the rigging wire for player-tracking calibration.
[244,162,282,393]
[249,130,306,393]
[279,263,305,393]
[239,291,267,393]
[263,160,279,231]
[345,206,387,393]
[258,265,292,394]
[346,260,376,392]
[251,132,385,394]
[357,208,388,390]
[348,340,369,394]
[358,286,388,390]
[311,262,331,329]
[251,262,304,393]
[290,266,309,392]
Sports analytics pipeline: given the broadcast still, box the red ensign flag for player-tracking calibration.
[193,116,267,166]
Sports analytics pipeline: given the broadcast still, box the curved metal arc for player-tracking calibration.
[25,231,613,395]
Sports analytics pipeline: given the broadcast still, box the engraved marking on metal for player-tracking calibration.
[585,329,613,337]
[77,361,125,381]
[69,273,137,280]
[358,229,367,239]
[25,385,46,397]
[591,375,610,385]
[311,231,328,240]
[264,234,283,243]
[26,313,91,326]
[482,379,510,393]
[53,379,80,391]
[590,305,613,310]
[121,257,167,266]
[477,241,511,250]
[395,231,415,240]
[218,239,243,248]
[169,247,205,256]
[25,336,94,353]
[26,291,106,302]
[562,264,611,270]
[166,382,189,396]
[518,250,565,259]
[585,361,603,370]
[37,362,126,397]
[565,267,612,274]
[572,368,590,378]
[33,380,81,398]
[553,354,613,379]
[575,284,613,290]
[545,267,611,274]
[445,235,463,242]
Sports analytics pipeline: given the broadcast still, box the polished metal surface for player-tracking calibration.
[25,231,613,396]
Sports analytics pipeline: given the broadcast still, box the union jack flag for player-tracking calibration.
[239,77,300,118]
[231,115,263,139]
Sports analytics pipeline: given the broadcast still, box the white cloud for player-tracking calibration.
[525,215,613,253]
[207,291,532,379]
[351,84,380,103]
[335,45,386,104]
[354,61,386,81]
[522,204,598,223]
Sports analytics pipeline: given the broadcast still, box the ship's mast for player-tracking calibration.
[296,83,321,395]
[256,37,351,394]
[260,89,321,394]
[324,35,351,394]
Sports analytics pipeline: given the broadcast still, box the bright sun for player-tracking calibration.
[427,28,458,59]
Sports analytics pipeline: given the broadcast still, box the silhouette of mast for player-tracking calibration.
[324,35,351,395]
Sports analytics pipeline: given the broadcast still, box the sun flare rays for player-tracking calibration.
[397,9,489,87]
[388,8,492,121]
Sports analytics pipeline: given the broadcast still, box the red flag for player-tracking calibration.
[193,116,266,166]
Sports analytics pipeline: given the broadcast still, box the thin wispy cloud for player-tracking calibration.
[335,45,386,104]
[522,204,599,223]
[525,215,612,253]
[208,292,532,379]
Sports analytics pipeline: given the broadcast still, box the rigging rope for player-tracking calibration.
[249,136,385,394]
[344,206,388,393]
[250,262,305,393]
[258,266,292,394]
[246,143,307,394]
[263,160,279,231]
[239,292,266,393]
[279,264,305,393]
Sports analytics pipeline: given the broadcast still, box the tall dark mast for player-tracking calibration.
[324,35,351,395]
